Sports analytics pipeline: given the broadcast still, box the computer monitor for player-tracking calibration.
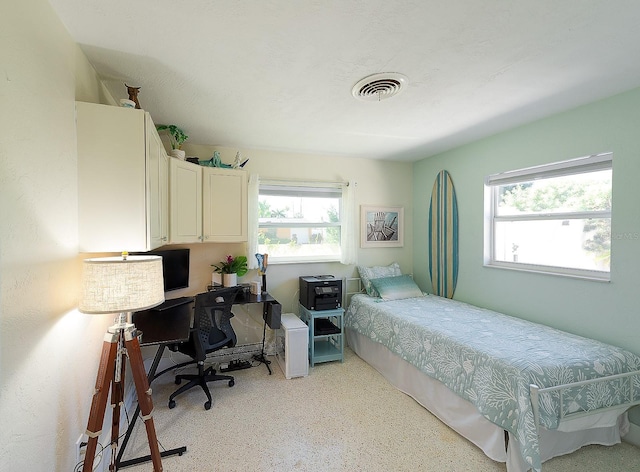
[135,248,190,292]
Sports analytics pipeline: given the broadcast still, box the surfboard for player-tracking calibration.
[428,170,459,298]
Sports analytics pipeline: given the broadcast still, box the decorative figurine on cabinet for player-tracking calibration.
[200,151,231,168]
[125,84,142,109]
[199,150,249,168]
[233,151,249,168]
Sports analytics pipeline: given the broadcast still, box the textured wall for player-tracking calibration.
[0,1,111,470]
[180,145,414,286]
[0,8,415,466]
[165,145,415,349]
[413,86,640,355]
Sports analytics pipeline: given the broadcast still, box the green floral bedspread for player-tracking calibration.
[345,294,640,471]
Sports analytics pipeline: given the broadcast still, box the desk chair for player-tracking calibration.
[168,286,242,410]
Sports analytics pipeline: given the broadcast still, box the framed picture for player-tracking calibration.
[360,205,404,248]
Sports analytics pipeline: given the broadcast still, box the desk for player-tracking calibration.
[208,286,279,374]
[208,285,277,306]
[115,297,193,470]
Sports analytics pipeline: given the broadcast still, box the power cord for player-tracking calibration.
[290,288,300,314]
[73,440,103,472]
[74,350,183,472]
[72,399,136,472]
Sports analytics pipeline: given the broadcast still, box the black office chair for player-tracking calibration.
[168,286,242,410]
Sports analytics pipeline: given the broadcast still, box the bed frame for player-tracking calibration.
[344,278,640,471]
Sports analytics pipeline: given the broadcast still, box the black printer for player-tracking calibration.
[299,275,342,311]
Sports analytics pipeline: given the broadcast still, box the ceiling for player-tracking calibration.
[49,0,640,161]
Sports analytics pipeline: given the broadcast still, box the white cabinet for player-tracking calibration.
[170,163,247,244]
[275,314,309,379]
[202,167,247,242]
[76,102,169,252]
[169,158,202,244]
[148,118,169,248]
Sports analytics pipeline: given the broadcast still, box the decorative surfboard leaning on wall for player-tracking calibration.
[428,170,459,298]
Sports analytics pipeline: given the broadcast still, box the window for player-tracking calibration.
[484,153,612,280]
[258,182,345,263]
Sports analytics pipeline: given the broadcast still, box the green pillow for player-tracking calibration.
[357,262,402,297]
[370,275,423,301]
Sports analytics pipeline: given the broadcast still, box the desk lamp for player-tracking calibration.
[79,253,165,472]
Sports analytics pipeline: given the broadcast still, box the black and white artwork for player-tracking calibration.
[361,205,404,247]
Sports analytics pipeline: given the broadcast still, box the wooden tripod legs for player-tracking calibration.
[124,327,163,471]
[83,332,117,472]
[82,326,163,472]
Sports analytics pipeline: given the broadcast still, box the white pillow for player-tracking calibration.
[357,262,402,297]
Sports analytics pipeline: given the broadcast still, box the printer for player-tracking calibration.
[299,275,342,311]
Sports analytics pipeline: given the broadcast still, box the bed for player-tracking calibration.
[344,270,640,472]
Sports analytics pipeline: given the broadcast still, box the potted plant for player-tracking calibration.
[156,124,188,159]
[212,255,248,287]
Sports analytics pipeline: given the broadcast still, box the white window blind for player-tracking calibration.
[258,180,347,264]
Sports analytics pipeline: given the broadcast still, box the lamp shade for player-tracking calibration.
[79,255,165,314]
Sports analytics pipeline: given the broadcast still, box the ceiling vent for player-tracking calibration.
[352,72,408,101]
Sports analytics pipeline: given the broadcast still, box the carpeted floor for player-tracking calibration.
[120,348,640,471]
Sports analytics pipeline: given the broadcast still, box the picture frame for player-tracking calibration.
[360,205,404,248]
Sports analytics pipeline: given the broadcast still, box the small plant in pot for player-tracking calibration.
[212,255,248,287]
[156,124,188,159]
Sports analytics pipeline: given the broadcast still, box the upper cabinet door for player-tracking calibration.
[169,158,202,244]
[76,102,145,252]
[202,167,247,242]
[147,113,169,248]
[77,101,168,252]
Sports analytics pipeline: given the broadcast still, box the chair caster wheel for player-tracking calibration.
[228,379,235,387]
[168,400,176,409]
[204,401,211,410]
[175,378,181,385]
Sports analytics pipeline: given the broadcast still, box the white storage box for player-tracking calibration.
[275,313,309,379]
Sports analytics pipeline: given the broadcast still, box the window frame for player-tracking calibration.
[484,153,612,281]
[258,181,345,264]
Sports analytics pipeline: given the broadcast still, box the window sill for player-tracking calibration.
[483,262,610,282]
[267,257,342,265]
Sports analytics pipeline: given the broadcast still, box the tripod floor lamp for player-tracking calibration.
[79,254,165,472]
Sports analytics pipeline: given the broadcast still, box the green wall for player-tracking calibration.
[413,87,640,355]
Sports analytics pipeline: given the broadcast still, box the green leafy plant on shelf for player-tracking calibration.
[156,124,188,149]
[212,255,248,276]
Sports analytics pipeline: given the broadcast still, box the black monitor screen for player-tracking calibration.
[137,248,190,292]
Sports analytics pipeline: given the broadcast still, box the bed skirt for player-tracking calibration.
[346,328,628,472]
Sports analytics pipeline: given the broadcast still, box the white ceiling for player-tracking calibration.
[49,0,640,161]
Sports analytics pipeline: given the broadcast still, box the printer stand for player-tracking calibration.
[299,304,344,367]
